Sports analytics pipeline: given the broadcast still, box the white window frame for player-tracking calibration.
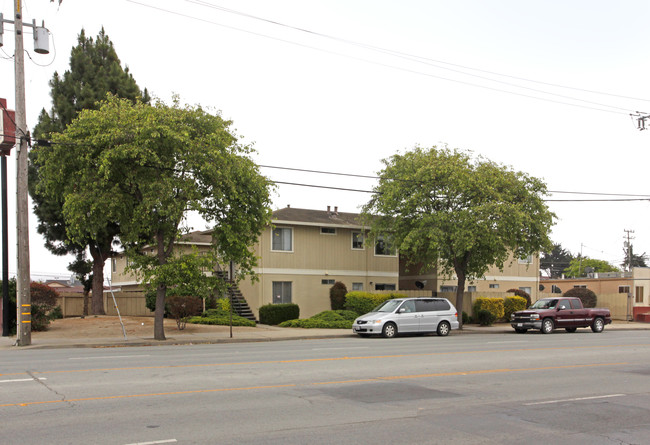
[271,227,293,252]
[272,281,292,304]
[352,282,363,291]
[489,283,499,289]
[351,231,364,250]
[518,254,533,264]
[374,235,397,257]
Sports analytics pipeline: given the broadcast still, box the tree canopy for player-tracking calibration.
[541,243,574,278]
[30,28,149,315]
[563,257,619,278]
[37,95,273,339]
[362,145,555,326]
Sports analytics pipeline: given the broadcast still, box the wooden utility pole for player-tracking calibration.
[14,0,31,346]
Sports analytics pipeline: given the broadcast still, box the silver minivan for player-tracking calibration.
[352,297,459,338]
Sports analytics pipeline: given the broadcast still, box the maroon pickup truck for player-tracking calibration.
[510,297,611,334]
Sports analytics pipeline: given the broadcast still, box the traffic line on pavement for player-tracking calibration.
[0,362,627,408]
[1,343,646,378]
[524,394,626,406]
[0,378,47,383]
[124,439,177,445]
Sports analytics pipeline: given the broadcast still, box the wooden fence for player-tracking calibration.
[56,291,153,317]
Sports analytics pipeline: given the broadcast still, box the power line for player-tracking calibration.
[187,0,650,104]
[127,1,637,116]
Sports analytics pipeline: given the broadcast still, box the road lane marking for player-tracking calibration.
[0,362,628,408]
[524,394,626,406]
[124,440,177,445]
[0,378,47,383]
[311,347,369,351]
[69,355,151,360]
[2,343,647,377]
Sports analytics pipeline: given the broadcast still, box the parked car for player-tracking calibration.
[510,297,612,334]
[352,297,459,338]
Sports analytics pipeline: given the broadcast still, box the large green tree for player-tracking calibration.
[362,146,555,327]
[37,96,273,339]
[563,257,619,278]
[541,243,574,278]
[30,28,149,315]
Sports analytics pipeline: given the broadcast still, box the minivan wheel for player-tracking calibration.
[591,317,605,333]
[437,321,451,337]
[540,318,554,334]
[382,322,397,338]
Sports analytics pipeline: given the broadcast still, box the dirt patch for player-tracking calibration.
[35,315,235,339]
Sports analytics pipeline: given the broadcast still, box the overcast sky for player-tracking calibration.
[1,0,650,281]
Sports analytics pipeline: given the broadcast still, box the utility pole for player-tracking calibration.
[1,2,50,345]
[624,229,635,272]
[14,0,31,346]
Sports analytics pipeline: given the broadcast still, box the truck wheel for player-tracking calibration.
[591,317,605,333]
[437,321,451,336]
[382,322,397,338]
[514,328,528,333]
[565,327,577,333]
[541,318,554,334]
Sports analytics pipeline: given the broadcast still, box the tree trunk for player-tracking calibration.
[154,283,166,340]
[88,246,106,315]
[153,231,168,340]
[455,268,467,330]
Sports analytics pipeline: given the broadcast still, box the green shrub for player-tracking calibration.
[344,291,406,315]
[329,281,348,310]
[279,310,356,329]
[187,308,256,327]
[166,295,203,330]
[30,282,59,331]
[563,287,597,308]
[477,309,496,326]
[462,311,471,325]
[473,297,505,322]
[504,296,528,321]
[216,297,230,312]
[507,288,532,307]
[259,303,300,325]
[49,306,63,320]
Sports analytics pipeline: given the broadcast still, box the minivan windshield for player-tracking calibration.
[372,299,403,313]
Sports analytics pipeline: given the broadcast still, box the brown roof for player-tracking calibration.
[272,206,365,228]
[177,230,213,245]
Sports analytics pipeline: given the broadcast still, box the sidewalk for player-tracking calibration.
[1,317,648,350]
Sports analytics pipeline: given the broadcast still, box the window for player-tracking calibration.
[375,235,396,256]
[441,285,457,292]
[374,283,396,291]
[468,285,477,292]
[619,286,630,294]
[518,254,533,264]
[635,286,644,304]
[321,227,336,235]
[489,283,499,289]
[111,258,117,273]
[272,281,292,303]
[321,279,335,285]
[519,287,531,295]
[569,299,582,309]
[551,284,562,294]
[352,282,363,291]
[574,285,587,288]
[272,227,292,251]
[352,232,364,250]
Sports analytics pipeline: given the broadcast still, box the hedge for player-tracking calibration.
[473,297,505,322]
[187,308,256,327]
[504,296,528,321]
[259,303,300,325]
[344,291,407,315]
[279,310,357,329]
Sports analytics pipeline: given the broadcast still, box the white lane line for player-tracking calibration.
[0,378,47,383]
[524,394,626,406]
[486,341,527,344]
[124,439,177,445]
[311,347,369,351]
[69,355,151,360]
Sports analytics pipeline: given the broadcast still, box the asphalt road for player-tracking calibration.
[2,330,650,444]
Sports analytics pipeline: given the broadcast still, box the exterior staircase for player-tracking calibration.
[215,270,256,322]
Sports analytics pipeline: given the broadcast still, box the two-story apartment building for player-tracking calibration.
[238,206,399,318]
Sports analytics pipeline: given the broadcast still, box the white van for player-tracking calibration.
[352,297,459,338]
